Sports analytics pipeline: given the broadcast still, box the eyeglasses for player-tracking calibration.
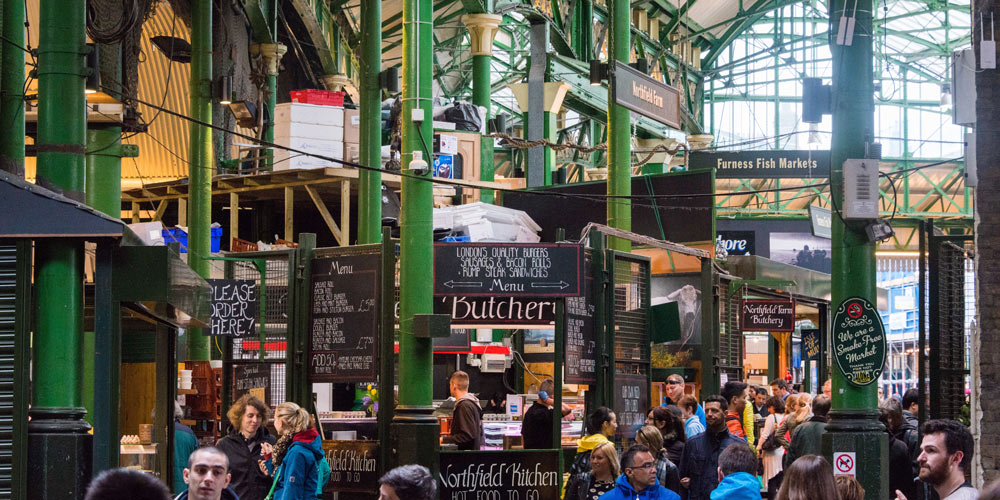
[628,462,656,470]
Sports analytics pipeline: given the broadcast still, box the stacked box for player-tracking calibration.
[274,103,345,170]
[343,108,360,163]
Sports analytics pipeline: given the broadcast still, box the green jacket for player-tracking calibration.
[785,416,827,467]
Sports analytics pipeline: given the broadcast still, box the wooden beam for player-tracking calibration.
[230,193,239,244]
[131,202,140,223]
[340,179,351,247]
[178,198,187,226]
[304,185,344,245]
[152,200,169,221]
[284,187,294,242]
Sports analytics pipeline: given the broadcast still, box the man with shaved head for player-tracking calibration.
[176,447,239,500]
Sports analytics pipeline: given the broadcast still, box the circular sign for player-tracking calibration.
[832,297,887,387]
[835,453,855,474]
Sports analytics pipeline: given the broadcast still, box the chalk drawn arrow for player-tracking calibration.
[531,281,570,289]
[443,280,483,289]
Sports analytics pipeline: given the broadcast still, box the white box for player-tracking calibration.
[274,103,344,127]
[274,137,343,170]
[274,122,344,141]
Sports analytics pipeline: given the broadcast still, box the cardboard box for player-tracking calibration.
[274,137,343,170]
[344,109,360,143]
[274,103,344,127]
[344,142,359,163]
[274,121,344,142]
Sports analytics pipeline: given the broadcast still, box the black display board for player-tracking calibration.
[565,271,596,384]
[438,450,560,500]
[716,230,755,256]
[501,171,714,243]
[614,373,649,439]
[689,150,831,178]
[322,440,379,493]
[832,297,886,386]
[207,279,259,337]
[802,329,821,361]
[309,254,379,382]
[232,363,271,404]
[433,329,472,351]
[433,243,583,297]
[741,299,795,332]
[436,295,557,328]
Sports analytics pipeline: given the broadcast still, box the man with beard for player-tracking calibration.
[664,374,705,428]
[894,419,977,500]
[678,395,743,500]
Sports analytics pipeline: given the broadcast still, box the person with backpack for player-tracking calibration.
[263,402,323,500]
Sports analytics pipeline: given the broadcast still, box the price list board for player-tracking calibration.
[309,254,379,382]
[565,271,596,384]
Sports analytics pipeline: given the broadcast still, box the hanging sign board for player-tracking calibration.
[232,363,271,405]
[689,150,831,178]
[741,299,795,332]
[433,243,584,297]
[832,297,887,386]
[716,231,756,256]
[612,61,681,128]
[801,329,821,361]
[438,450,560,499]
[614,373,649,439]
[565,272,597,384]
[809,205,833,239]
[321,440,379,494]
[207,279,259,337]
[309,254,380,382]
[435,296,556,328]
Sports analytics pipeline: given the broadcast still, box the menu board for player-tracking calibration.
[565,272,597,384]
[232,363,271,405]
[439,450,560,500]
[310,254,379,382]
[832,297,886,386]
[322,440,379,494]
[207,279,259,337]
[614,373,649,439]
[434,243,583,297]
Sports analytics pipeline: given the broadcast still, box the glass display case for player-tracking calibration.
[120,444,159,476]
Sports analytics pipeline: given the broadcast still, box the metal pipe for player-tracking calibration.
[358,0,382,243]
[606,0,630,251]
[187,0,213,361]
[0,0,25,175]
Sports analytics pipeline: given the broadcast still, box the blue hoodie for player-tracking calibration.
[709,472,761,500]
[269,429,323,500]
[598,474,681,500]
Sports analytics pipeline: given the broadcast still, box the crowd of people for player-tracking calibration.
[79,374,996,500]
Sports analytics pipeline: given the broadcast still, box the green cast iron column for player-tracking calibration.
[822,2,887,499]
[606,0,630,251]
[393,0,438,468]
[0,0,24,175]
[358,0,382,242]
[85,128,122,217]
[572,0,593,61]
[473,47,494,202]
[30,0,93,495]
[187,0,213,361]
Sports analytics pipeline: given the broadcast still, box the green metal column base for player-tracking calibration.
[822,411,888,500]
[27,408,92,500]
[390,406,440,470]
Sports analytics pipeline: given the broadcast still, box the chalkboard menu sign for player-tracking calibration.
[801,329,821,361]
[439,450,560,500]
[207,279,259,337]
[434,243,583,297]
[232,363,271,404]
[832,297,886,386]
[436,295,557,328]
[322,440,378,493]
[614,373,649,439]
[310,254,380,382]
[565,273,596,384]
[741,299,795,332]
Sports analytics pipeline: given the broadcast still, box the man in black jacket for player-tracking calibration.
[521,379,572,449]
[215,395,275,500]
[442,370,483,450]
[677,395,743,500]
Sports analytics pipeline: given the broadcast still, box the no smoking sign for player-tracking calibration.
[833,452,857,476]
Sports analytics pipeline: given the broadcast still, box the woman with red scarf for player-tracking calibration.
[263,402,324,500]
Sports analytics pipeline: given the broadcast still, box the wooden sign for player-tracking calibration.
[436,296,557,328]
[321,440,379,494]
[309,254,379,382]
[801,329,821,361]
[614,373,649,439]
[565,272,597,384]
[832,297,886,386]
[613,61,681,128]
[232,363,271,405]
[433,243,584,297]
[742,299,795,332]
[207,279,259,337]
[438,450,560,500]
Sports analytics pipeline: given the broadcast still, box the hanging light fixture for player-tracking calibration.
[215,74,233,105]
[807,123,821,145]
[85,43,100,94]
[940,82,952,107]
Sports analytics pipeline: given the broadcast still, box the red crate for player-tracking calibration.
[289,89,344,106]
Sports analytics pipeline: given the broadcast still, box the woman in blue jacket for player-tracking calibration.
[265,402,323,500]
